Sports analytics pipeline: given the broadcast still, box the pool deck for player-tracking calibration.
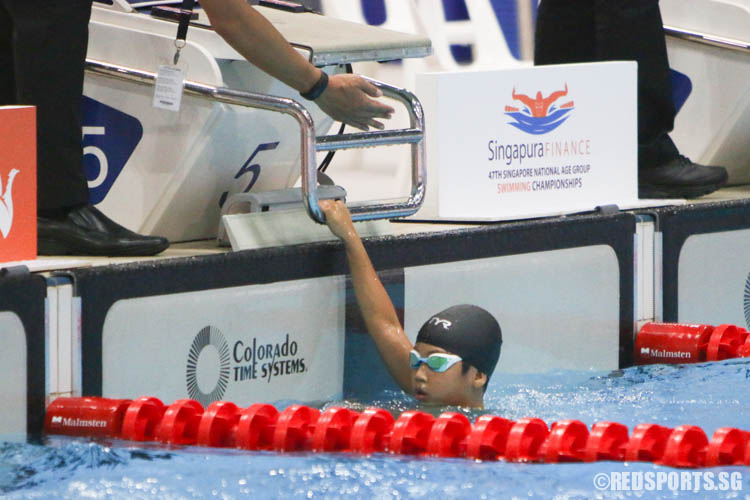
[9,184,750,273]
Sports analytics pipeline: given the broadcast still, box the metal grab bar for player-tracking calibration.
[84,59,425,224]
[309,76,425,223]
[664,25,750,55]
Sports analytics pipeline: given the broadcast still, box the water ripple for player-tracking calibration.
[1,360,748,498]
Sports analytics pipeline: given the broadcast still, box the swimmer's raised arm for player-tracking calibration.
[199,0,394,130]
[320,200,414,392]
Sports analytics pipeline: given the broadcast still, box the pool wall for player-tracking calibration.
[66,212,633,406]
[343,214,634,398]
[658,199,750,326]
[9,199,750,438]
[0,274,46,438]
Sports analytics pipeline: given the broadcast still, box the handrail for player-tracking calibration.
[312,76,426,223]
[664,25,750,55]
[84,59,425,224]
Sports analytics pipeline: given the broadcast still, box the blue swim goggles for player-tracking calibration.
[409,350,462,372]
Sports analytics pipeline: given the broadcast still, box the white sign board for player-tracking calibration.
[0,312,27,440]
[678,229,750,327]
[416,61,638,220]
[102,277,345,407]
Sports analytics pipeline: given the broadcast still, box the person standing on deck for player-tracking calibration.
[534,0,728,199]
[0,0,393,256]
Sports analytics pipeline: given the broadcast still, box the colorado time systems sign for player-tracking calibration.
[186,326,308,407]
[101,277,344,406]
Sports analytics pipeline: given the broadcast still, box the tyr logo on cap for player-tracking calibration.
[429,317,452,330]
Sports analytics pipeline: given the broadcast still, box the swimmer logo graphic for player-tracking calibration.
[186,326,231,408]
[505,83,575,135]
[0,105,36,261]
[0,169,19,239]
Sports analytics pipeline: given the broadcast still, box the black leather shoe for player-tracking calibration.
[38,205,170,256]
[639,155,728,199]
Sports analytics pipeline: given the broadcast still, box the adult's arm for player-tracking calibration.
[320,200,414,392]
[199,0,394,130]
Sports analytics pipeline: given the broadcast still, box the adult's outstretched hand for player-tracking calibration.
[316,74,395,131]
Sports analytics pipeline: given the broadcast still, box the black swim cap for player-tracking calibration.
[416,305,502,379]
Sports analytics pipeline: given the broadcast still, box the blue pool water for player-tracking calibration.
[2,359,749,499]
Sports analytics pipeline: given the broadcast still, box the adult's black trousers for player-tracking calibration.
[0,0,93,211]
[535,0,680,169]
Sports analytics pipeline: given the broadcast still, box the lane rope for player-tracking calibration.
[45,396,750,468]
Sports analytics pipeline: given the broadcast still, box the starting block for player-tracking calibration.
[84,0,430,241]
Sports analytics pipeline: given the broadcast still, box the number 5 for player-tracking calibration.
[82,126,108,189]
[219,141,280,207]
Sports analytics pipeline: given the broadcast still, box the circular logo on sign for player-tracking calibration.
[744,273,750,329]
[186,326,231,407]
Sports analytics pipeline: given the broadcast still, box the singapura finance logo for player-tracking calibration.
[505,83,575,135]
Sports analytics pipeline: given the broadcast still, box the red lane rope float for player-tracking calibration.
[464,415,512,461]
[739,333,750,358]
[541,419,589,463]
[504,418,548,462]
[660,425,709,468]
[389,411,434,455]
[44,397,750,468]
[197,401,240,448]
[236,404,278,450]
[312,407,359,453]
[426,412,471,458]
[273,405,320,452]
[45,397,130,438]
[705,428,749,467]
[584,422,629,462]
[703,324,746,362]
[624,424,673,463]
[349,407,393,454]
[122,397,165,442]
[157,399,203,445]
[635,322,750,364]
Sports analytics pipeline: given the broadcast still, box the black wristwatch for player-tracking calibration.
[301,71,329,100]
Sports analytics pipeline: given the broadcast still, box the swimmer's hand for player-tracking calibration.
[316,74,395,132]
[319,199,357,242]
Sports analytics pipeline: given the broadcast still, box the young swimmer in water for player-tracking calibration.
[319,200,502,408]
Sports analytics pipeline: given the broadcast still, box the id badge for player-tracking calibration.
[153,64,186,112]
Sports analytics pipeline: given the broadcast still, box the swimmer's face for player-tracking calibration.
[411,342,484,407]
